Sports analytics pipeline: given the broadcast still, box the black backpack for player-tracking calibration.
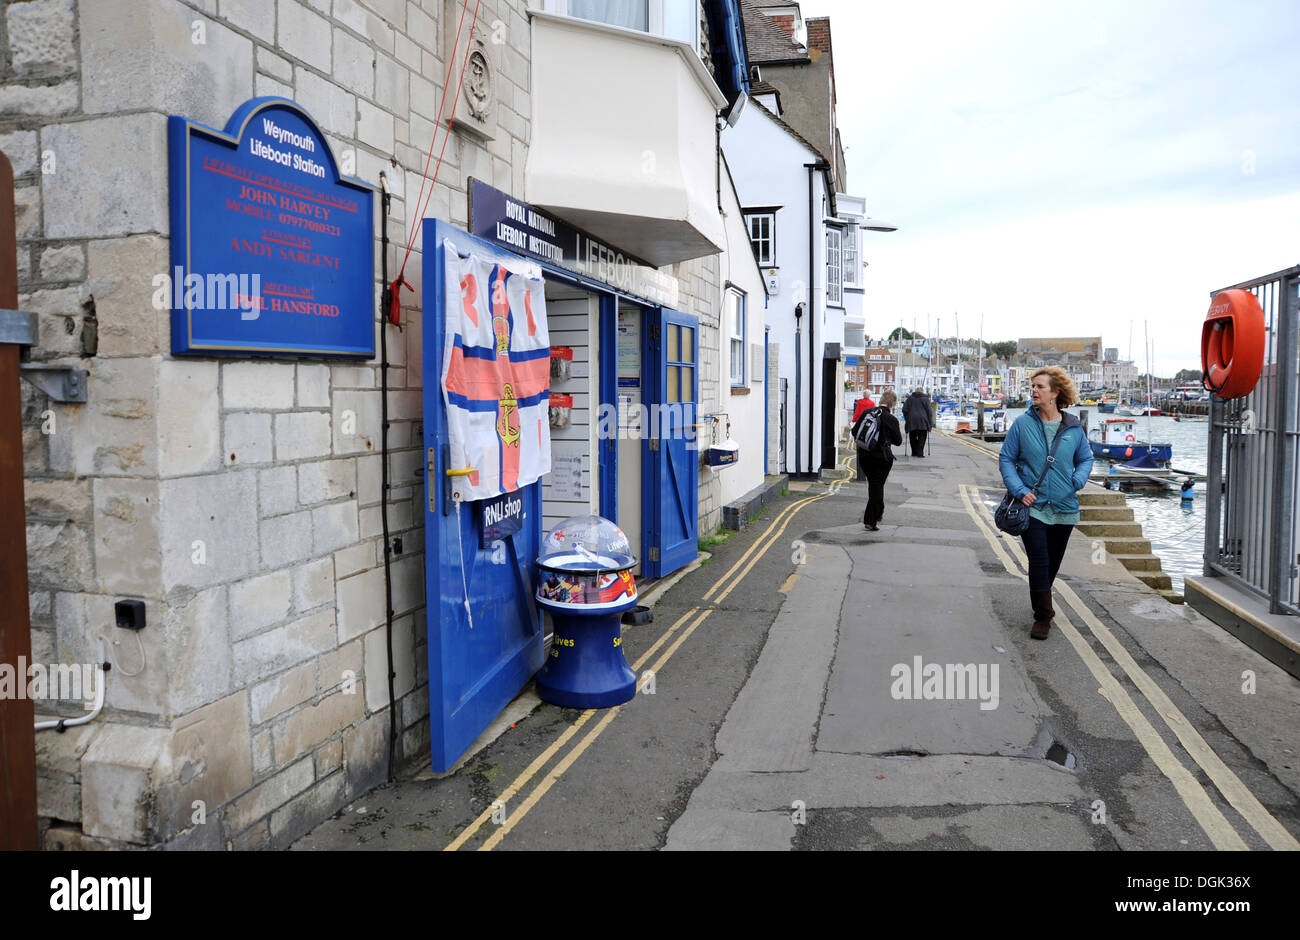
[853,406,886,453]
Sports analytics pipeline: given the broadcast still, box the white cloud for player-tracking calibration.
[803,0,1300,372]
[860,192,1300,373]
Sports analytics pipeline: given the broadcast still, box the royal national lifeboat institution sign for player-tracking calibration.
[167,97,376,357]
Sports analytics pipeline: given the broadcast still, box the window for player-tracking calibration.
[826,226,842,307]
[569,0,646,30]
[544,0,697,47]
[746,211,775,266]
[726,286,746,386]
[842,223,859,288]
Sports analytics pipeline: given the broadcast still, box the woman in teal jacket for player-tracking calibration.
[999,366,1094,639]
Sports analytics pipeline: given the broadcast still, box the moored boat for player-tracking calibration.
[1088,417,1172,463]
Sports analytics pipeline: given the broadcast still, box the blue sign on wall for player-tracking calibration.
[168,97,377,357]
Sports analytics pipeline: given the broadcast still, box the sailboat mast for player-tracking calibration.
[1145,321,1153,439]
[954,312,961,408]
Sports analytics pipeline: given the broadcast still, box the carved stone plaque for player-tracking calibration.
[443,1,496,141]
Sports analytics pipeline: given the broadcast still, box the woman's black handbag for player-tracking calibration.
[994,491,1030,534]
[994,421,1071,535]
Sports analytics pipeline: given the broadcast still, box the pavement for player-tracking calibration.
[295,432,1300,851]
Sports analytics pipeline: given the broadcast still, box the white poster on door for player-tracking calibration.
[552,452,584,501]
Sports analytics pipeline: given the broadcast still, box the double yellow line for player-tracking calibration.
[444,453,858,849]
[958,482,1298,851]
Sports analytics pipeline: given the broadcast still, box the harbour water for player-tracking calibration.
[993,408,1210,594]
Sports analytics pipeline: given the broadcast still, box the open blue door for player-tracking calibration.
[423,220,545,772]
[643,307,699,578]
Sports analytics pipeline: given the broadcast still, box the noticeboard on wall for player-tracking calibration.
[167,97,377,358]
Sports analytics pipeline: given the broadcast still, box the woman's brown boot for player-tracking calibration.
[1030,589,1054,640]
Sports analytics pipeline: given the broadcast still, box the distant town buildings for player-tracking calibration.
[1017,337,1103,362]
[845,332,1142,400]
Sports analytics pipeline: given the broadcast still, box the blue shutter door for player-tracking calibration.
[643,307,699,578]
[423,220,545,772]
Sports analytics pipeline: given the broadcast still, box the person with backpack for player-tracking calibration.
[851,394,877,479]
[998,366,1094,639]
[902,387,933,457]
[853,389,903,531]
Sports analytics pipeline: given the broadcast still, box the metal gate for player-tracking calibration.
[1203,265,1300,614]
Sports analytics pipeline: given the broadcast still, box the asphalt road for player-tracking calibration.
[295,434,1300,852]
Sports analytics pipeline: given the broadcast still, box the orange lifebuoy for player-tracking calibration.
[1124,433,1136,441]
[1202,289,1266,399]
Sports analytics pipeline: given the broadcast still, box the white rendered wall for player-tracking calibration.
[715,168,769,506]
[722,106,836,473]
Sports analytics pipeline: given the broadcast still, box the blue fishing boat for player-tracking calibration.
[1088,417,1172,463]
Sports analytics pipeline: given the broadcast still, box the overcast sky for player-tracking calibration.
[810,0,1300,374]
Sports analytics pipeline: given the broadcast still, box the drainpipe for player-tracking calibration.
[805,163,827,474]
[794,302,803,475]
[764,324,770,475]
[378,173,397,782]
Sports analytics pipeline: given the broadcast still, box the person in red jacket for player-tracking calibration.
[852,394,877,424]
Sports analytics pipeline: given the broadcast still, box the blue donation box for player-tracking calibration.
[168,97,376,357]
[535,515,640,708]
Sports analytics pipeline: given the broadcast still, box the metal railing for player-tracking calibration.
[1203,265,1300,614]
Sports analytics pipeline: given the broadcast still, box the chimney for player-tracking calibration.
[806,17,831,55]
[769,14,796,37]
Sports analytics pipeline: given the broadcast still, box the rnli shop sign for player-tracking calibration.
[168,97,376,357]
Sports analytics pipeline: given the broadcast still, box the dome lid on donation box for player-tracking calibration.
[536,514,637,612]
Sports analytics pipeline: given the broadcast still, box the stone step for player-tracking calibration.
[1090,537,1153,555]
[1111,553,1164,572]
[1079,505,1134,522]
[1077,520,1145,538]
[1078,490,1127,506]
[1136,571,1174,591]
[1158,588,1186,605]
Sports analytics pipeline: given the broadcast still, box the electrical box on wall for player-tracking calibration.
[765,269,779,295]
[115,599,146,630]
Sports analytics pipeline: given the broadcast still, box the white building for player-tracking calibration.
[723,98,862,475]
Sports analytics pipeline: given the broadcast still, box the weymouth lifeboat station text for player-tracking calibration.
[248,117,327,178]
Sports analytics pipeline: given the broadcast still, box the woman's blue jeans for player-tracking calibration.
[1020,515,1074,590]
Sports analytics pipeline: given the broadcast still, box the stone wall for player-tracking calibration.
[7,0,731,850]
[6,0,533,850]
[670,251,723,535]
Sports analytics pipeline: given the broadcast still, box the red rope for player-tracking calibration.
[396,0,482,283]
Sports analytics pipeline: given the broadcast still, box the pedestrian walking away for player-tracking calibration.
[903,387,933,457]
[853,389,903,530]
[998,367,1094,639]
[851,393,877,480]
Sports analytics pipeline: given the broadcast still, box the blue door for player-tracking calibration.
[643,307,699,577]
[423,221,544,772]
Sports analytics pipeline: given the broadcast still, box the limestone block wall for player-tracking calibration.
[6,0,534,849]
[669,252,723,535]
[6,0,729,850]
